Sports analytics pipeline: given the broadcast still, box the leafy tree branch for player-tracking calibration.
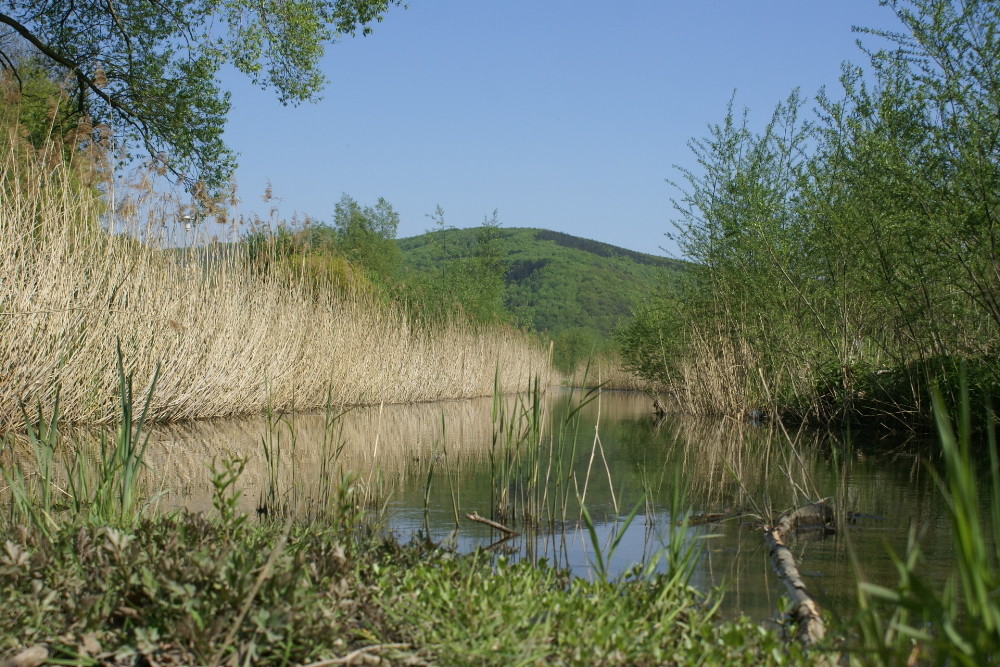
[0,0,403,194]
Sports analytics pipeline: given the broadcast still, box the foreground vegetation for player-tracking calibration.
[3,361,998,665]
[621,0,1000,427]
[0,373,798,667]
[0,513,795,666]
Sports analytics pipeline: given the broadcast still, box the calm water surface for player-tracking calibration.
[135,388,964,623]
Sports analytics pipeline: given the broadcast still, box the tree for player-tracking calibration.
[621,0,1000,421]
[332,193,401,281]
[0,0,403,193]
[462,210,509,323]
[410,207,511,325]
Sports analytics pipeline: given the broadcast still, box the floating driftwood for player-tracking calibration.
[764,499,834,646]
[466,511,518,535]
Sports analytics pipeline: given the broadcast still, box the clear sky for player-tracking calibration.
[221,1,903,257]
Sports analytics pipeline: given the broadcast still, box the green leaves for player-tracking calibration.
[633,0,1000,422]
[378,547,788,665]
[0,0,403,192]
[332,193,402,282]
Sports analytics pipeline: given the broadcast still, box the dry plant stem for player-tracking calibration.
[0,646,48,667]
[764,499,833,647]
[301,643,413,667]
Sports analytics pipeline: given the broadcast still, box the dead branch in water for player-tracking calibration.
[466,511,518,535]
[764,499,834,647]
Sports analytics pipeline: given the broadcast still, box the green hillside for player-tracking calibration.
[397,227,687,365]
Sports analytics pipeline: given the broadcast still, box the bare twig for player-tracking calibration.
[466,511,517,535]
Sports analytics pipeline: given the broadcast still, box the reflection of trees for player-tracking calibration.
[613,415,944,527]
[46,388,948,539]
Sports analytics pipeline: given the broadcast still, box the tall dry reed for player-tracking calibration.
[0,139,551,428]
[566,351,662,392]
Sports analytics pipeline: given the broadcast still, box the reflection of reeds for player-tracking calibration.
[0,144,550,428]
[656,417,826,517]
[115,397,501,513]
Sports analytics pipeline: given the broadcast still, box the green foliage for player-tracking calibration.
[852,387,1000,665]
[331,193,402,283]
[411,208,512,325]
[616,293,690,385]
[0,0,403,191]
[241,194,404,294]
[0,60,76,151]
[624,0,1000,424]
[0,507,801,666]
[399,225,687,367]
[550,327,603,374]
[379,548,795,665]
[242,218,374,294]
[0,511,379,665]
[0,61,110,235]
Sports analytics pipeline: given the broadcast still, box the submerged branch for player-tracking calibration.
[764,499,834,646]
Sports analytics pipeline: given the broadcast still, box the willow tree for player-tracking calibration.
[0,0,403,193]
[624,0,1000,422]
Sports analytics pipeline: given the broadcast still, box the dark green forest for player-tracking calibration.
[397,226,687,370]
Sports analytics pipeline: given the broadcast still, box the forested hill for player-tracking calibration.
[397,226,687,337]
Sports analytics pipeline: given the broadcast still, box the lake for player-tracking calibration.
[134,387,964,624]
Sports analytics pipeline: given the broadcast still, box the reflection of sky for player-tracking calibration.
[70,387,977,622]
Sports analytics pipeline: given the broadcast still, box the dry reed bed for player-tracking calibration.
[566,352,662,392]
[660,326,815,418]
[0,148,551,428]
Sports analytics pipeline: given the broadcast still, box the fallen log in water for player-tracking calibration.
[466,511,518,535]
[764,499,834,647]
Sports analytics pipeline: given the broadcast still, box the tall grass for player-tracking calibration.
[852,386,1000,664]
[489,378,604,529]
[1,347,160,529]
[0,134,551,428]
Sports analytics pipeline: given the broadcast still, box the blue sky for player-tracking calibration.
[222,1,902,257]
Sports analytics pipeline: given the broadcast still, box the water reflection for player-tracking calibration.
[98,389,962,621]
